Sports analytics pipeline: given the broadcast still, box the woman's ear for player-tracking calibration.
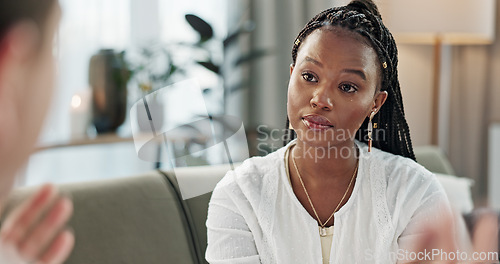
[290,64,294,76]
[372,91,388,113]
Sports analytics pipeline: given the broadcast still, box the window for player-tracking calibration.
[23,0,230,186]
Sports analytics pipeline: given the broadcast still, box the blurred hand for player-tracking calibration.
[410,211,498,264]
[0,184,74,264]
[469,211,498,264]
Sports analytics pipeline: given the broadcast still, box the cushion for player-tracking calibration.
[435,173,474,214]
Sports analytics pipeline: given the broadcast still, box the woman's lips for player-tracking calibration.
[302,115,334,130]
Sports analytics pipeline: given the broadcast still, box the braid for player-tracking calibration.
[284,118,296,146]
[285,0,415,160]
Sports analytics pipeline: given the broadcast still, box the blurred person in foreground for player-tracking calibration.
[0,0,74,263]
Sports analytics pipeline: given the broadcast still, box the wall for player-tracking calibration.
[246,0,306,131]
[397,45,434,147]
[490,4,500,124]
[445,1,500,205]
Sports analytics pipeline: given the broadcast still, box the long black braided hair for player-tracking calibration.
[284,0,416,160]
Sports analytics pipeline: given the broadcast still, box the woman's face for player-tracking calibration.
[287,28,387,149]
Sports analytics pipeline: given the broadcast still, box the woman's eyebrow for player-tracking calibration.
[342,69,366,80]
[303,56,323,67]
[302,56,367,80]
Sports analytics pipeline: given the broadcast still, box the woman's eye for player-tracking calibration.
[301,73,318,82]
[339,83,357,93]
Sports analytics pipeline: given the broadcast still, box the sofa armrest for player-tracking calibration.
[4,172,199,264]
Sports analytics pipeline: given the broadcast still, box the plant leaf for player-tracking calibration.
[235,49,273,66]
[185,14,213,42]
[197,61,220,74]
[223,21,256,47]
[169,65,178,76]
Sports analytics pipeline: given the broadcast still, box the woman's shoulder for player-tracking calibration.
[368,145,432,176]
[366,145,442,195]
[363,145,450,227]
[368,145,446,205]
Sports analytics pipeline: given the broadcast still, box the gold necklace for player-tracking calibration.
[291,148,358,237]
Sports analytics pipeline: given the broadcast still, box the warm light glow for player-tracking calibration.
[71,95,82,108]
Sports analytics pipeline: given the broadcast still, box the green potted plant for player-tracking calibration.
[128,43,184,132]
[184,14,271,109]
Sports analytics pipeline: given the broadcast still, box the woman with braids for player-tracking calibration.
[206,0,458,263]
[0,0,74,263]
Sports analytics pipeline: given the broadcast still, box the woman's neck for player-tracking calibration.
[291,140,358,185]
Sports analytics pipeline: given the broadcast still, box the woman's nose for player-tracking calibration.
[310,86,333,111]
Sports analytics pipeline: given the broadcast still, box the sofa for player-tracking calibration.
[3,146,483,263]
[4,165,228,264]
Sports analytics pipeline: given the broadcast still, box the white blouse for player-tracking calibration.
[206,140,452,264]
[283,141,334,264]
